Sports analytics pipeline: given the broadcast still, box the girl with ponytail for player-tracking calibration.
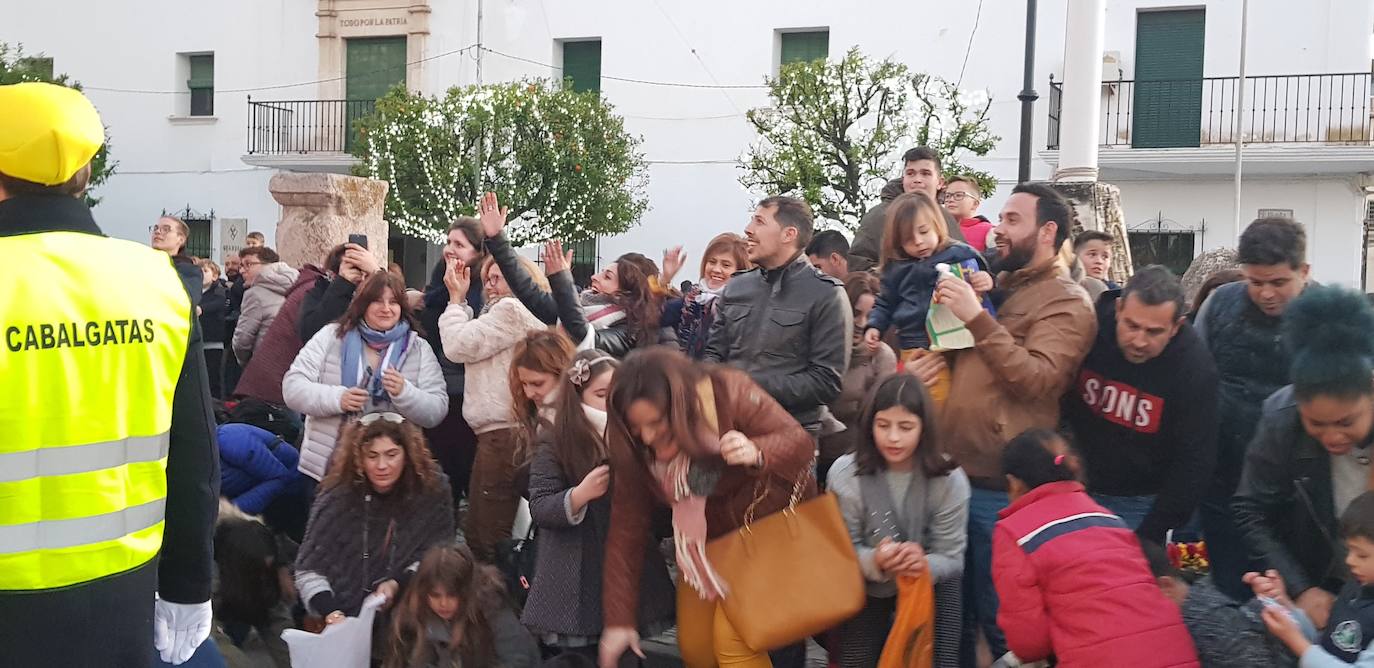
[992,429,1198,667]
[1233,286,1374,632]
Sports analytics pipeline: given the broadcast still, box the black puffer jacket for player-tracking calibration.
[703,254,851,426]
[199,280,228,344]
[1196,282,1292,494]
[1232,385,1344,599]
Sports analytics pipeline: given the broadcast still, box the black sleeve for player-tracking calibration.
[548,270,589,345]
[487,233,558,325]
[594,326,635,359]
[661,297,686,329]
[1232,407,1311,597]
[1138,355,1220,543]
[298,277,355,341]
[158,304,221,604]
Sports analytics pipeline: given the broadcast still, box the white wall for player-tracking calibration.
[1,0,318,253]
[4,0,1370,281]
[1117,176,1367,287]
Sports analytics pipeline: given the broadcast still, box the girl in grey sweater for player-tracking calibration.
[828,374,970,668]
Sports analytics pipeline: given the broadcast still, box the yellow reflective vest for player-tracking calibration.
[0,231,190,591]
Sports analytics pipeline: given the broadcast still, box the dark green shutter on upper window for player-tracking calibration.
[346,37,408,101]
[780,31,829,65]
[188,54,214,116]
[1132,10,1205,148]
[562,41,602,94]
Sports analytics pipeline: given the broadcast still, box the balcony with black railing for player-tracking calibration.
[242,98,376,171]
[1047,72,1373,150]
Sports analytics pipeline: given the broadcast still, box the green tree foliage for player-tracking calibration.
[739,47,999,231]
[0,43,117,207]
[352,80,649,244]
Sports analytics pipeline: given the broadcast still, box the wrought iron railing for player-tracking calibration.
[245,97,377,155]
[1047,72,1372,149]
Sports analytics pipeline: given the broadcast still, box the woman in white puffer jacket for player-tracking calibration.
[284,272,448,481]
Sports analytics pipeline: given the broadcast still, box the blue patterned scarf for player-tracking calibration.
[340,321,412,405]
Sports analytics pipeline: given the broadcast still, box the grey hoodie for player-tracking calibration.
[233,261,300,364]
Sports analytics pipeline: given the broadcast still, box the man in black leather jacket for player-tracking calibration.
[704,195,851,433]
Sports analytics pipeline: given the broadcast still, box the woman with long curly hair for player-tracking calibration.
[385,544,539,668]
[294,417,454,626]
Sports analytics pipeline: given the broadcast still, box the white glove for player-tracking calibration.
[153,595,212,665]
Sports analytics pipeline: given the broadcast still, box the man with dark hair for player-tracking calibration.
[805,229,850,278]
[706,196,849,431]
[704,195,849,668]
[849,146,965,271]
[906,181,1096,662]
[1073,230,1117,288]
[231,245,297,366]
[1061,265,1219,545]
[1194,216,1310,601]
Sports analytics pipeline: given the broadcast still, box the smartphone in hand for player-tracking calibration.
[348,233,368,249]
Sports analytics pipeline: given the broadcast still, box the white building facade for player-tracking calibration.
[5,0,1372,287]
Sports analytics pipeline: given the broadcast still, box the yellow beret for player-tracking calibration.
[0,82,105,185]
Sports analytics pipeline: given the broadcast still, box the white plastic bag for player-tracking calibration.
[511,497,532,539]
[281,592,386,668]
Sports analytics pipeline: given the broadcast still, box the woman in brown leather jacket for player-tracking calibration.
[596,348,815,668]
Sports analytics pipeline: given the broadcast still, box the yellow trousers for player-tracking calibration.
[902,348,950,406]
[677,579,773,668]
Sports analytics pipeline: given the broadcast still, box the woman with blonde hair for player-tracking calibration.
[439,252,551,561]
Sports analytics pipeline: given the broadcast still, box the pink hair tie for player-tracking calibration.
[1053,454,1066,465]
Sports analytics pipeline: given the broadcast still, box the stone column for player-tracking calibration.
[1054,0,1106,182]
[270,172,389,269]
[1051,0,1133,283]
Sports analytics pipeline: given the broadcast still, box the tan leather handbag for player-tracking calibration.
[705,479,866,651]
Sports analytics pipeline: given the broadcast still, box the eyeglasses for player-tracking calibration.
[240,259,263,268]
[939,191,979,203]
[149,225,176,235]
[358,412,404,425]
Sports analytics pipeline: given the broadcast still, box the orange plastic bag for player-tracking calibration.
[876,573,935,668]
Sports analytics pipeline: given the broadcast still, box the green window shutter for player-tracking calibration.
[1132,10,1205,148]
[562,40,602,94]
[780,31,829,65]
[19,57,54,80]
[188,55,214,88]
[345,37,408,101]
[188,54,214,116]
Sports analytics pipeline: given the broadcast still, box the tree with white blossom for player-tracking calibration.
[739,47,999,231]
[352,80,649,245]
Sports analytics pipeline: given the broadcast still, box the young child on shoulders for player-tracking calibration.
[992,429,1199,667]
[1248,490,1374,667]
[862,192,992,403]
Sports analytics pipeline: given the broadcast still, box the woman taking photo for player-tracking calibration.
[295,416,455,625]
[1233,285,1374,630]
[828,375,969,667]
[438,252,550,561]
[598,348,815,668]
[524,350,676,665]
[284,272,448,482]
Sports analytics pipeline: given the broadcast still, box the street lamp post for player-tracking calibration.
[1017,0,1039,184]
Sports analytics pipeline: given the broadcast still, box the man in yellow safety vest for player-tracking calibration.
[0,82,220,666]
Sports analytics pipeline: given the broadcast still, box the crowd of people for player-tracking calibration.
[160,144,1374,668]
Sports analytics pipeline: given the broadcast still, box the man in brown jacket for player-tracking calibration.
[909,182,1097,664]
